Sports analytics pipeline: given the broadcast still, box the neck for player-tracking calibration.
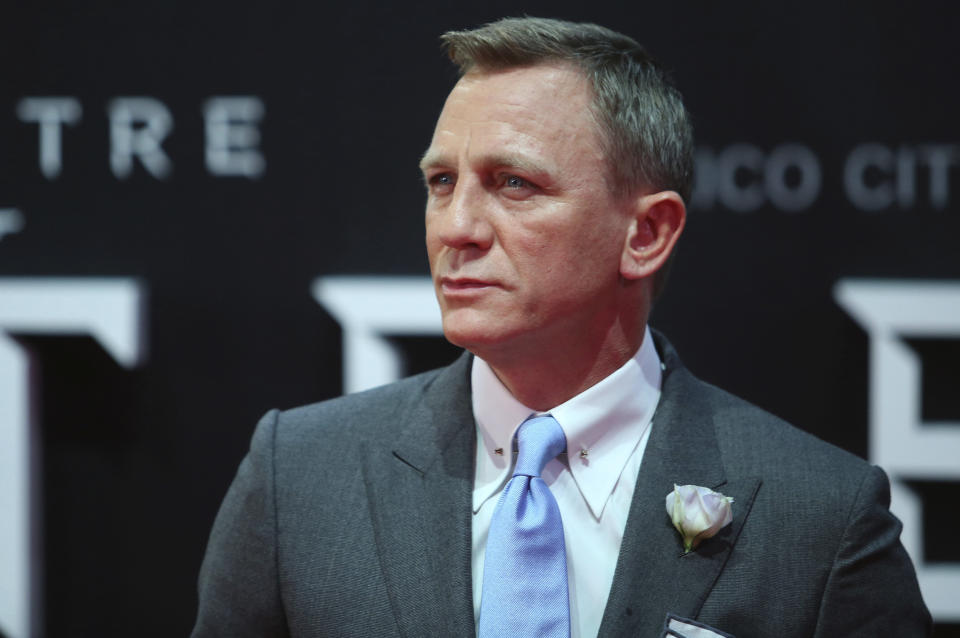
[479,311,648,411]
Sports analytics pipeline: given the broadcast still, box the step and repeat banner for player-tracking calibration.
[0,2,957,636]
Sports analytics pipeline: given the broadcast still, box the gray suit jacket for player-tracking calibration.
[192,334,931,637]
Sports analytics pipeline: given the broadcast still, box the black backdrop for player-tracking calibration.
[0,2,958,636]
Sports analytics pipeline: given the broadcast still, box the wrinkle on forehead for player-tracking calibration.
[422,64,606,184]
[460,62,586,101]
[453,66,589,132]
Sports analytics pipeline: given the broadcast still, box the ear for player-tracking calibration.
[619,190,686,281]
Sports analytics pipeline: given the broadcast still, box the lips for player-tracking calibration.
[439,276,498,295]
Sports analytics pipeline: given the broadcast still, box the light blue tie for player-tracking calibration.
[478,415,570,638]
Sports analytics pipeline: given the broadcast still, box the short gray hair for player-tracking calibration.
[440,17,694,204]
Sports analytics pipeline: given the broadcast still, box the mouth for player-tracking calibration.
[439,276,497,295]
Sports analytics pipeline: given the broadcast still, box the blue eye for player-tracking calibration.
[426,172,456,195]
[505,175,527,188]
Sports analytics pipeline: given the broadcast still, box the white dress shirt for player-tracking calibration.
[471,327,663,638]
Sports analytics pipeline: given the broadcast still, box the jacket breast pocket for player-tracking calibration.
[660,613,735,638]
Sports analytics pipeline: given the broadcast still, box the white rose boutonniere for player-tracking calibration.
[665,484,734,553]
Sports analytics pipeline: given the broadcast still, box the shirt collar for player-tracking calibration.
[471,327,663,518]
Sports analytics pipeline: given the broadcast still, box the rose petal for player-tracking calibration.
[665,484,734,552]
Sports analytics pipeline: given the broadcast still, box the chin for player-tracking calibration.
[442,313,502,349]
[440,312,528,360]
[441,323,493,352]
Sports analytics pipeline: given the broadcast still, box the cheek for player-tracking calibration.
[425,244,445,280]
[424,220,442,257]
[510,223,604,278]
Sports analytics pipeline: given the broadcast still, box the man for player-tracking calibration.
[193,17,931,637]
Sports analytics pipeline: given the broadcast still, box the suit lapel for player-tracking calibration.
[361,352,477,637]
[598,336,761,637]
[360,338,761,637]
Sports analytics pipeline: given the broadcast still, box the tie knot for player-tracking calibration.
[513,415,566,478]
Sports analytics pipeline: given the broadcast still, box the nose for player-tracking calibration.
[430,176,494,252]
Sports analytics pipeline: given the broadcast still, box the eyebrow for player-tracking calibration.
[419,149,554,183]
[484,153,551,177]
[418,149,447,174]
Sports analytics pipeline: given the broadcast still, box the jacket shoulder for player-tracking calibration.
[267,352,471,462]
[693,378,870,478]
[652,328,868,480]
[696,380,869,473]
[279,366,444,436]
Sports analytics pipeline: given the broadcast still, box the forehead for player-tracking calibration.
[453,63,591,112]
[423,63,605,171]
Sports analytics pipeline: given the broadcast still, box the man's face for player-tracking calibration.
[422,64,633,361]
